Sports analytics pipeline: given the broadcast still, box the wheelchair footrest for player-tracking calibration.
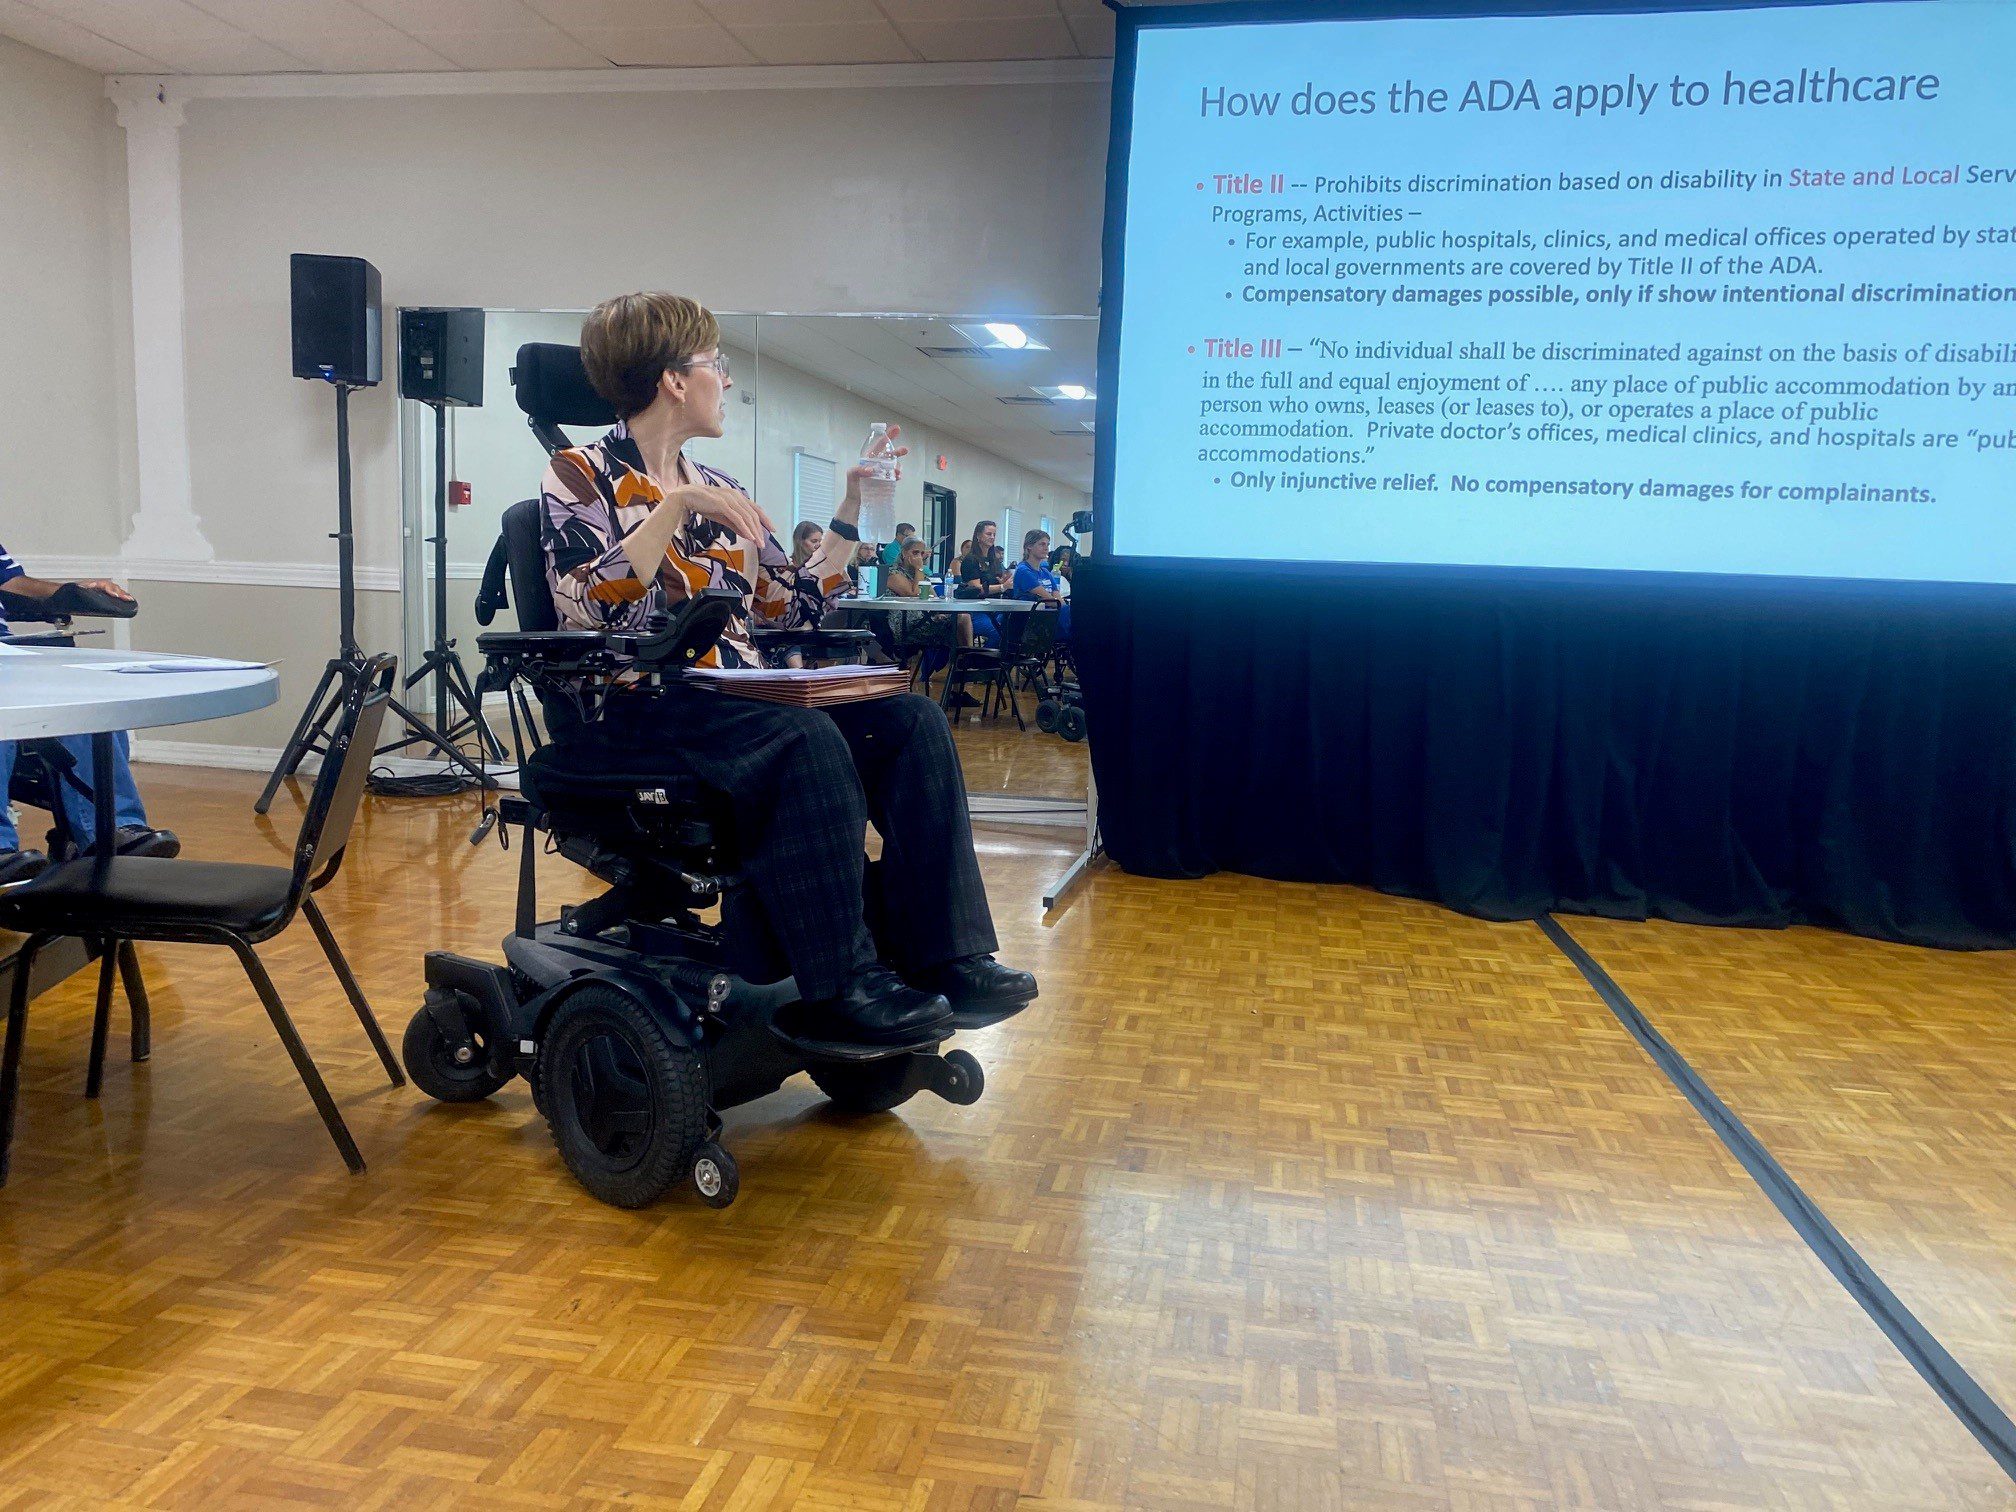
[948,997,1032,1033]
[768,1002,953,1063]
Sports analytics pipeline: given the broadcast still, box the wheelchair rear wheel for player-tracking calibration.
[1035,699,1060,733]
[539,985,709,1208]
[1058,705,1087,742]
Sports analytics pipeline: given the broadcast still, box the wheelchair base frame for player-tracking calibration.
[413,796,1000,1208]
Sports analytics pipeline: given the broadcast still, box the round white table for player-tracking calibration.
[0,646,277,858]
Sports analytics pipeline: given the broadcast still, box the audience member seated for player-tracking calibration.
[889,538,970,644]
[956,520,1010,646]
[879,522,917,569]
[846,540,877,592]
[0,543,178,886]
[790,519,823,569]
[539,291,1034,1045]
[1011,528,1072,639]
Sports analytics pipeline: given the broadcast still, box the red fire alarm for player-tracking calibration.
[449,480,472,508]
[935,454,949,472]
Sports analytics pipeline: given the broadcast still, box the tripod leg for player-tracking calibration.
[384,694,494,787]
[256,660,342,814]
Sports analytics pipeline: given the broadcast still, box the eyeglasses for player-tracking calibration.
[681,354,731,381]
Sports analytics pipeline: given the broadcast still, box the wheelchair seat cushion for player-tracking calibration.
[522,725,718,816]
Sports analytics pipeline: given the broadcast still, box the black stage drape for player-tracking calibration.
[1075,561,2016,949]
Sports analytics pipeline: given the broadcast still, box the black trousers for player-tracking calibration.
[606,688,997,999]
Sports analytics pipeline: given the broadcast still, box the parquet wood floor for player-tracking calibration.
[1562,915,2016,1421]
[0,766,2009,1508]
[946,718,1090,803]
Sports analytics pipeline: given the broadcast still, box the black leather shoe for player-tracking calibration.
[912,955,1038,1013]
[61,826,182,862]
[0,849,49,887]
[115,826,180,859]
[810,965,953,1045]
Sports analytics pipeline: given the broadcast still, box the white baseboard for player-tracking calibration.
[130,738,520,788]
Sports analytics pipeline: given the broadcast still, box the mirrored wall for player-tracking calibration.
[398,310,1096,827]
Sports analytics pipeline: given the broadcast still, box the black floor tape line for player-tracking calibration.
[1536,913,2016,1483]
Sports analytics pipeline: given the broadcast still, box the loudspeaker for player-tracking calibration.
[399,307,485,407]
[290,253,381,385]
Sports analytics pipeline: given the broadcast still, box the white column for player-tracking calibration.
[109,82,214,562]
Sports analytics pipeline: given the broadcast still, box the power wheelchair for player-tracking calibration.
[405,344,1025,1211]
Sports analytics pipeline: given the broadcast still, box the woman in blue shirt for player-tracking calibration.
[1010,529,1070,640]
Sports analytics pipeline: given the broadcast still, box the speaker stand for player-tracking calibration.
[379,402,504,766]
[255,383,494,815]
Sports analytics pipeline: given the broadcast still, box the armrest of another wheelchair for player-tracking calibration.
[0,630,75,648]
[0,583,138,623]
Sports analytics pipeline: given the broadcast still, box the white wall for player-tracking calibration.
[0,37,131,563]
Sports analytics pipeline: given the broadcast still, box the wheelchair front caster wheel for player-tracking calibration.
[403,1000,513,1103]
[1035,699,1060,733]
[692,1141,739,1208]
[935,1049,985,1106]
[1058,705,1087,742]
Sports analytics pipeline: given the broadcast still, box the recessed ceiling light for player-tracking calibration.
[1056,384,1091,401]
[952,321,1049,353]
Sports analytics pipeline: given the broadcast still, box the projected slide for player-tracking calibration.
[1105,1,2016,583]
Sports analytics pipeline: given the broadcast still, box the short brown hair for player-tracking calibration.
[580,291,720,419]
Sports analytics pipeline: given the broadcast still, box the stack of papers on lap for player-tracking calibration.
[683,664,911,706]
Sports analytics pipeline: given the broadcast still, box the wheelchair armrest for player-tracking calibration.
[609,587,740,668]
[751,627,875,653]
[474,629,611,660]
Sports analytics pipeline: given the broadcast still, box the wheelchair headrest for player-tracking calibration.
[512,343,615,429]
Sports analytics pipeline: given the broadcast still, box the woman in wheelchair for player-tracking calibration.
[538,291,1035,1047]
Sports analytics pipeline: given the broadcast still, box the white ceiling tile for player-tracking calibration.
[524,0,712,23]
[184,0,383,30]
[260,26,457,69]
[725,19,914,64]
[1059,4,1110,56]
[0,0,170,70]
[892,14,1075,61]
[877,0,1059,18]
[700,0,886,26]
[353,0,543,29]
[569,22,755,65]
[31,0,238,44]
[143,30,314,70]
[409,24,611,67]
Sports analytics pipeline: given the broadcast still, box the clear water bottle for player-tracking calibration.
[857,423,898,542]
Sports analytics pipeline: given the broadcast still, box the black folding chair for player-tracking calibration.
[0,656,405,1184]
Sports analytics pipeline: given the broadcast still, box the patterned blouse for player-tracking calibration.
[539,420,853,668]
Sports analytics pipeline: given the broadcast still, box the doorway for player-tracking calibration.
[922,482,956,572]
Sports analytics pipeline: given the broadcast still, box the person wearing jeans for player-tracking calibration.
[0,543,178,886]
